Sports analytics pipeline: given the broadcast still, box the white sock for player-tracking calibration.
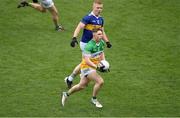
[68,76,74,81]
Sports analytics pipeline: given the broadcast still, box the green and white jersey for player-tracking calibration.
[81,39,105,69]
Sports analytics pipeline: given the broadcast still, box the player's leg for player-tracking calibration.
[87,71,104,108]
[90,72,104,97]
[48,5,64,31]
[61,75,90,106]
[17,0,46,12]
[68,76,90,95]
[65,42,87,88]
[65,63,81,88]
[29,3,46,12]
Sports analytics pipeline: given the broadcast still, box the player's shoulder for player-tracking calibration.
[84,41,94,52]
[85,40,95,48]
[83,12,104,21]
[87,40,96,45]
[83,12,94,19]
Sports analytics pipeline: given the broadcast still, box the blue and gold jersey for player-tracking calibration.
[81,12,104,43]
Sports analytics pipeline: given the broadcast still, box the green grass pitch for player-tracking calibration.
[0,0,180,117]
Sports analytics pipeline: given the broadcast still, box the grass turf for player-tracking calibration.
[0,0,180,117]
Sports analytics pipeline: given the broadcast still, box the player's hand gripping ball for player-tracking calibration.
[97,60,110,72]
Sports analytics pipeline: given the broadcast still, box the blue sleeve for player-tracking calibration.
[81,15,90,25]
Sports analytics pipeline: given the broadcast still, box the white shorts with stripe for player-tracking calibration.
[80,68,96,78]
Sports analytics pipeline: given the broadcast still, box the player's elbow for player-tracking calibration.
[78,22,85,29]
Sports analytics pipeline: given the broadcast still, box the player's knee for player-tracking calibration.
[52,14,58,19]
[79,85,86,90]
[54,12,58,16]
[100,80,104,86]
[98,78,104,86]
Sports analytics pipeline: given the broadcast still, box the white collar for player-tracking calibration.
[91,11,100,18]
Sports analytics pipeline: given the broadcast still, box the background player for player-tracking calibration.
[17,0,64,31]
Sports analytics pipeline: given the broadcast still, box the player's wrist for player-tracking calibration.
[70,37,78,47]
[106,42,112,48]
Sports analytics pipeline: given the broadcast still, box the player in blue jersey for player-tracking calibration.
[17,0,64,31]
[65,0,112,88]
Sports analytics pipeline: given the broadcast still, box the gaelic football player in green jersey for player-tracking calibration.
[61,28,107,108]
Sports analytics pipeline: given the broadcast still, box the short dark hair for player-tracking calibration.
[92,28,103,33]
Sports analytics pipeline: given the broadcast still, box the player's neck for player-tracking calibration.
[91,11,100,17]
[93,38,100,43]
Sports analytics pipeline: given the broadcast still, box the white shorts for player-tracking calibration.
[41,0,54,8]
[80,68,96,78]
[80,41,87,52]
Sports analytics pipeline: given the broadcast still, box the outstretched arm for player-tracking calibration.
[70,22,85,47]
[102,27,112,48]
[102,27,109,42]
[73,22,85,38]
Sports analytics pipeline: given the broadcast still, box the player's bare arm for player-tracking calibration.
[70,22,85,47]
